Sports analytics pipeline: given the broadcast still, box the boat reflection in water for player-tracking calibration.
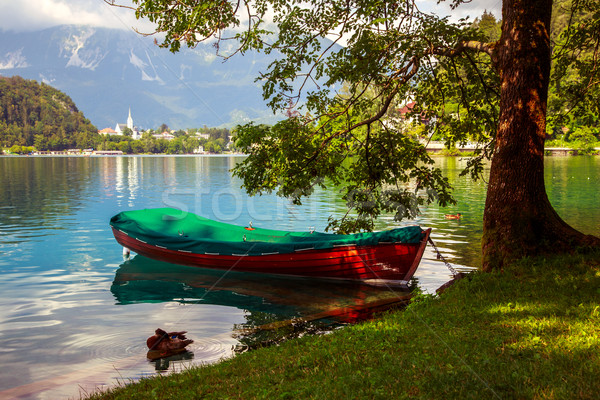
[111,255,414,357]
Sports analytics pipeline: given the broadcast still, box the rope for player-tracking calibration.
[428,237,459,277]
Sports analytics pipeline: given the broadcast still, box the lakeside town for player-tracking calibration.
[4,105,599,157]
[2,105,239,156]
[18,142,600,157]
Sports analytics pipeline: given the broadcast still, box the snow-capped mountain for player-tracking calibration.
[0,25,278,129]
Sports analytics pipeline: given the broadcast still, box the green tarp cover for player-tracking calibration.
[110,208,423,256]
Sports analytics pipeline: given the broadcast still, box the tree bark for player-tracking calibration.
[482,0,600,271]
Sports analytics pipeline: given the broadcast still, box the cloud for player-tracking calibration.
[0,0,153,32]
[0,0,502,36]
[418,0,503,21]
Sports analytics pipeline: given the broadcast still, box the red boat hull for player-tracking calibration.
[112,227,431,283]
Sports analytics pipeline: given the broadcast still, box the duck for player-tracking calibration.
[146,328,193,359]
[444,213,462,219]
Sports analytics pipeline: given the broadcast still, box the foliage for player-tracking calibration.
[112,0,511,231]
[548,0,600,130]
[438,147,462,157]
[127,2,477,230]
[192,126,231,141]
[429,11,500,147]
[545,125,600,154]
[234,117,455,232]
[86,251,600,399]
[102,0,600,263]
[7,145,34,154]
[473,10,501,41]
[414,5,599,149]
[0,98,234,155]
[564,126,600,154]
[0,76,99,150]
[92,128,232,155]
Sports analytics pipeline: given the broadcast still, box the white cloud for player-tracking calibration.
[0,0,503,34]
[0,0,153,32]
[0,0,503,38]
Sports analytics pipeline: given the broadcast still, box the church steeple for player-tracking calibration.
[127,107,133,130]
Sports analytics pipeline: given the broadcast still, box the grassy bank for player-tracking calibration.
[89,252,600,399]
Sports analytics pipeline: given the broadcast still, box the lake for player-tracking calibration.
[0,155,598,399]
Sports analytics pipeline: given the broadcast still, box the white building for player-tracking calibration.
[114,108,141,139]
[99,127,118,136]
[152,131,175,140]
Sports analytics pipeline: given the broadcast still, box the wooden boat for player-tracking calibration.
[110,208,431,284]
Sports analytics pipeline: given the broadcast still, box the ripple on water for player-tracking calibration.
[188,334,237,364]
[47,327,238,371]
[57,331,149,363]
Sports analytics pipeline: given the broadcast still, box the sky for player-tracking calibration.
[0,0,503,33]
[0,0,149,32]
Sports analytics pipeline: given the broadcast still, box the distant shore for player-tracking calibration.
[0,152,247,157]
[3,151,597,157]
[423,141,600,156]
[2,142,599,157]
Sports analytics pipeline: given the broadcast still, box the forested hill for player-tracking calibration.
[0,76,98,150]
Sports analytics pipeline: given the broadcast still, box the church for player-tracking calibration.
[114,108,141,139]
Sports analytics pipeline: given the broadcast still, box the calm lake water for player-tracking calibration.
[0,155,598,399]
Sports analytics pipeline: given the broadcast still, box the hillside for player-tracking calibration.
[0,76,98,150]
[0,25,279,130]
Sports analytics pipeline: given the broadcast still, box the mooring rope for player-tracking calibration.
[427,237,459,277]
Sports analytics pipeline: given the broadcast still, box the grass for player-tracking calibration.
[88,251,600,399]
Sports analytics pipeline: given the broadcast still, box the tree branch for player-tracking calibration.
[435,40,497,59]
[103,0,136,11]
[302,56,421,168]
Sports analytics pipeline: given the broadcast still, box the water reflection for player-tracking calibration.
[0,157,92,247]
[1,155,598,399]
[112,256,300,315]
[149,350,194,372]
[112,255,414,352]
[111,255,414,360]
[112,255,414,318]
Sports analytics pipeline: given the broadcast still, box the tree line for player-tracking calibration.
[0,76,236,154]
[0,76,98,151]
[96,130,234,154]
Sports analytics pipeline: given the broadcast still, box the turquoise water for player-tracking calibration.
[427,156,600,267]
[0,155,598,398]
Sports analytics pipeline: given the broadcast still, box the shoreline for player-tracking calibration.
[85,251,600,399]
[1,150,598,158]
[0,152,247,157]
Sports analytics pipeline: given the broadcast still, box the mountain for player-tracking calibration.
[0,25,278,130]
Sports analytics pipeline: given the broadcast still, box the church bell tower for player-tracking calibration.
[127,107,133,130]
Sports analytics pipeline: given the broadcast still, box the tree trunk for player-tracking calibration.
[482,0,600,271]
